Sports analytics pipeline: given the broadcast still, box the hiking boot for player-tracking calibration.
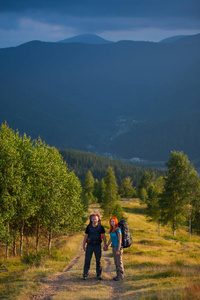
[82,276,87,280]
[113,276,123,281]
[97,275,102,280]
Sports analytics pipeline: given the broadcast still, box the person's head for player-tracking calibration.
[109,217,118,233]
[91,214,99,226]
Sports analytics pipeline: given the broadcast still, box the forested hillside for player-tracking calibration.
[59,149,165,185]
[0,34,199,162]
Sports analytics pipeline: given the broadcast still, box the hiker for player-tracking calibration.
[106,216,124,281]
[82,214,107,280]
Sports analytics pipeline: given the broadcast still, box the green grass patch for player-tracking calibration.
[21,250,48,267]
[133,250,162,257]
[164,235,200,243]
[172,260,185,267]
[138,239,170,247]
[150,269,182,279]
[189,253,198,258]
[125,261,158,269]
[123,206,144,215]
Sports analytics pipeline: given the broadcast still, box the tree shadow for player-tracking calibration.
[123,206,144,215]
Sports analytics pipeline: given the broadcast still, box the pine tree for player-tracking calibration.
[82,171,97,204]
[146,177,164,235]
[112,202,125,221]
[185,168,200,237]
[160,151,196,236]
[101,167,118,218]
[83,171,94,194]
[119,177,135,198]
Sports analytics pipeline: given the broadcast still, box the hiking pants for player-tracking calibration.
[112,247,124,278]
[83,244,102,277]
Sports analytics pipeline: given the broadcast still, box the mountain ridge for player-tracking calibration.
[58,33,113,44]
[0,34,199,162]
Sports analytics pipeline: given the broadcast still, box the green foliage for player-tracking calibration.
[0,123,84,258]
[101,167,118,218]
[83,171,94,194]
[59,149,165,187]
[139,187,148,205]
[21,251,47,267]
[146,177,164,234]
[112,202,125,221]
[119,177,135,198]
[81,171,97,205]
[160,151,200,236]
[93,179,101,202]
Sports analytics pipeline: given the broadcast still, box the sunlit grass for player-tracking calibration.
[121,198,200,299]
[0,233,83,300]
[0,198,200,299]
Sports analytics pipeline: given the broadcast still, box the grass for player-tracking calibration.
[0,233,83,300]
[121,199,200,299]
[0,198,200,299]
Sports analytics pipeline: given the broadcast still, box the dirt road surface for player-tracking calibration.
[28,243,126,300]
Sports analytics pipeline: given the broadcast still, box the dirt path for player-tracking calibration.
[28,243,125,300]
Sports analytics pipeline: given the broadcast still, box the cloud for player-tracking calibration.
[1,0,199,18]
[0,0,200,47]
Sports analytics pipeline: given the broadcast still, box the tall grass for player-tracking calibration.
[121,199,200,299]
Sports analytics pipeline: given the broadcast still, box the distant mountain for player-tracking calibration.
[0,34,199,162]
[159,35,187,43]
[58,34,113,45]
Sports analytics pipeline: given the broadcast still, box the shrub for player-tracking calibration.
[21,251,47,267]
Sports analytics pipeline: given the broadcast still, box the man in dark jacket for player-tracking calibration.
[82,214,107,280]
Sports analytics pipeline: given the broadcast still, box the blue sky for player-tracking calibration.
[0,0,200,48]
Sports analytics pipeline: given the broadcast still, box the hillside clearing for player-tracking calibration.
[1,199,200,299]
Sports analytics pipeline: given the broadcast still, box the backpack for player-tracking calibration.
[117,220,133,248]
[86,214,102,244]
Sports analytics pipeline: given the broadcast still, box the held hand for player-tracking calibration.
[83,245,86,251]
[103,245,108,251]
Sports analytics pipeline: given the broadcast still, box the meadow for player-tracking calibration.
[0,199,200,299]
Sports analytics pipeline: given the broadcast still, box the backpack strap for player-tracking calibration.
[115,228,120,235]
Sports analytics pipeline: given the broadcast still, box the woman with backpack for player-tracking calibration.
[106,216,124,281]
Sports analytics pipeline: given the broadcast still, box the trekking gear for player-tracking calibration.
[117,220,133,248]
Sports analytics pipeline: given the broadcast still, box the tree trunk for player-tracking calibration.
[158,223,161,236]
[26,234,29,255]
[189,214,191,239]
[6,223,10,258]
[173,218,176,237]
[48,228,52,253]
[6,244,9,258]
[13,236,17,256]
[36,220,40,254]
[20,220,24,257]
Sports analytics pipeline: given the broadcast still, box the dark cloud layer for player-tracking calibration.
[1,0,200,18]
[0,0,200,48]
